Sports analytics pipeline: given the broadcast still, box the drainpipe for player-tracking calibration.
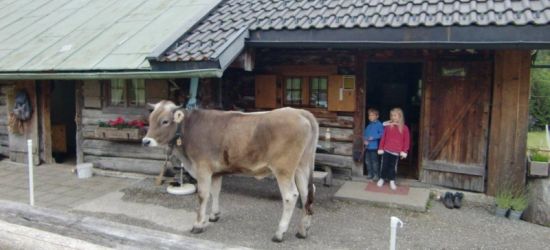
[186,77,199,109]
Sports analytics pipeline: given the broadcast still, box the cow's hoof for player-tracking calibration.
[271,235,284,243]
[296,232,307,239]
[209,213,220,222]
[190,227,205,234]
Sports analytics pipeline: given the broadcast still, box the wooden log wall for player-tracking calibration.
[81,80,166,175]
[0,83,10,156]
[487,50,531,195]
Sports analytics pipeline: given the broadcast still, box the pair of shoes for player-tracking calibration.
[389,181,397,190]
[377,179,384,187]
[443,192,455,209]
[453,192,464,208]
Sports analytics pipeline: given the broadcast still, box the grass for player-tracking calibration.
[528,131,548,149]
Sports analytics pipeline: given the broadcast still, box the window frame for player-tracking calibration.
[284,76,304,106]
[103,79,147,114]
[309,76,328,108]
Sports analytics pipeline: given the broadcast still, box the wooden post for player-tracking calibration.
[352,52,366,176]
[487,50,531,195]
[75,81,84,164]
[38,81,54,164]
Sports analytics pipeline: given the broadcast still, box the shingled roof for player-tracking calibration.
[154,0,550,64]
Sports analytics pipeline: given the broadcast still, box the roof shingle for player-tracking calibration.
[159,0,550,62]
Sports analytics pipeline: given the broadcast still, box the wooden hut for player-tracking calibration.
[1,0,549,195]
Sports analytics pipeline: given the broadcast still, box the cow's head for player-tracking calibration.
[142,100,184,147]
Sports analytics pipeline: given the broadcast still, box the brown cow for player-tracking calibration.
[142,100,319,242]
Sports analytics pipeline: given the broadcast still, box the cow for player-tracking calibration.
[142,100,319,242]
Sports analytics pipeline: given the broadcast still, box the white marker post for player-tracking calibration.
[545,124,550,149]
[27,139,34,206]
[390,216,403,250]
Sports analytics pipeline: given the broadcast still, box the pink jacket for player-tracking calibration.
[379,124,410,153]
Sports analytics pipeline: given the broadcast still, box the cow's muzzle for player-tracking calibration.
[142,137,158,147]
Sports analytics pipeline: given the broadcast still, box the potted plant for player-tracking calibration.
[509,191,529,220]
[495,190,513,217]
[95,117,147,141]
[528,149,550,177]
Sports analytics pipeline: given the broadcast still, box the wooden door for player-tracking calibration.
[421,60,492,192]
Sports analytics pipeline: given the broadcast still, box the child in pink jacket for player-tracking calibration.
[377,108,410,190]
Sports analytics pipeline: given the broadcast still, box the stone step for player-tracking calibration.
[334,181,430,212]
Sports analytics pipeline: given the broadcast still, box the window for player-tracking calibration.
[107,79,146,107]
[285,77,302,105]
[310,77,328,108]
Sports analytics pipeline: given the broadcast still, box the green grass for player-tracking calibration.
[528,131,548,149]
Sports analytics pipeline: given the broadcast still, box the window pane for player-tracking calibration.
[128,79,145,106]
[293,78,301,89]
[110,79,125,106]
[286,79,292,89]
[310,77,328,108]
[311,78,318,89]
[320,78,327,89]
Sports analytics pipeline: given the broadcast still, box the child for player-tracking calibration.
[363,108,383,180]
[377,108,410,190]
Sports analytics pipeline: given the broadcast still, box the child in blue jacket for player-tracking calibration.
[363,108,384,180]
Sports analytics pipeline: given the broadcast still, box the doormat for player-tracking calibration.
[365,182,410,195]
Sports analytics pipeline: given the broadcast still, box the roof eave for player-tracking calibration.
[0,69,223,80]
[247,25,550,49]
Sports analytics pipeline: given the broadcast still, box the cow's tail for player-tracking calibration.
[301,110,318,215]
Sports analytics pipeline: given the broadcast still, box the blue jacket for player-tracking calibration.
[363,120,383,150]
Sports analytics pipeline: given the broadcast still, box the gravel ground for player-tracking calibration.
[115,176,550,250]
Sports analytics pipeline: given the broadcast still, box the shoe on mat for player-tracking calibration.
[377,179,384,187]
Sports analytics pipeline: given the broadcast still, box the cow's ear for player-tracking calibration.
[147,103,156,111]
[173,110,185,123]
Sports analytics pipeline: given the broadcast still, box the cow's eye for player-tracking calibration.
[161,120,169,125]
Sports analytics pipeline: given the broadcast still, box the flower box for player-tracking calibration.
[94,127,144,141]
[528,161,549,177]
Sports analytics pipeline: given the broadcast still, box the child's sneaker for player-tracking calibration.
[377,179,384,187]
[366,175,373,180]
[390,181,397,190]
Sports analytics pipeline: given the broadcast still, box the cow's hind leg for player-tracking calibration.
[191,171,211,234]
[295,168,313,239]
[272,171,299,243]
[209,176,222,222]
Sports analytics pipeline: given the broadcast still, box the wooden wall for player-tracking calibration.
[487,50,531,195]
[80,80,167,175]
[0,83,10,156]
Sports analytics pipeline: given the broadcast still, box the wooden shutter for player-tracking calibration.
[421,61,491,192]
[328,75,356,112]
[83,80,101,108]
[255,75,277,109]
[145,79,169,104]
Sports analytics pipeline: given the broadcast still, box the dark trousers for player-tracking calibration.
[363,149,380,178]
[380,152,399,181]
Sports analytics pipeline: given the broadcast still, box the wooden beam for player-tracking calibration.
[352,53,366,176]
[423,160,485,176]
[38,81,54,164]
[487,50,530,195]
[75,81,84,164]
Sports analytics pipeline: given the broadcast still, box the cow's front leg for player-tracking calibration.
[191,171,212,234]
[272,175,299,242]
[209,176,222,222]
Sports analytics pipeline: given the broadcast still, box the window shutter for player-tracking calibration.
[255,75,277,109]
[83,80,101,108]
[145,79,169,104]
[328,75,356,112]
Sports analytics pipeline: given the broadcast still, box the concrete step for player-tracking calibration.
[334,181,430,212]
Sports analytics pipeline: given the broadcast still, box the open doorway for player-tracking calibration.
[50,81,76,164]
[365,62,423,179]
